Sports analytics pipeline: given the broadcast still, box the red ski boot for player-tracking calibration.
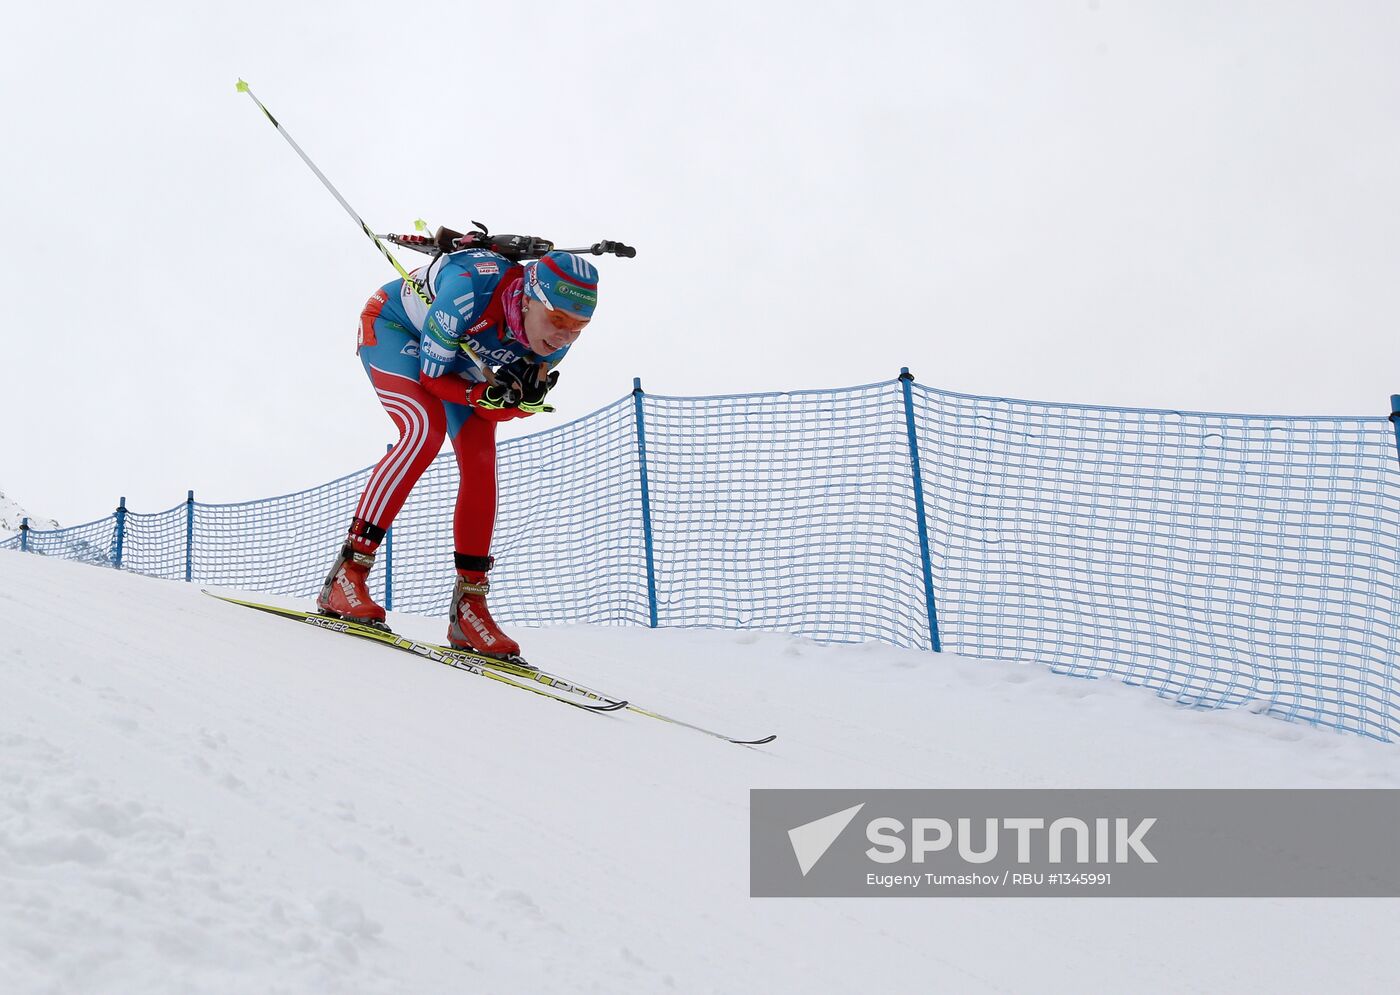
[447,556,521,661]
[317,519,386,626]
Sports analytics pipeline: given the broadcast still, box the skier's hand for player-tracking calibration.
[467,380,522,411]
[464,377,541,422]
[518,368,559,414]
[495,359,560,415]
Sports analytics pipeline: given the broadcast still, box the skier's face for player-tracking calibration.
[523,297,589,354]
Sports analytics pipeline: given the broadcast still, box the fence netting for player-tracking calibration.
[4,378,1397,740]
[910,385,1400,740]
[642,383,930,646]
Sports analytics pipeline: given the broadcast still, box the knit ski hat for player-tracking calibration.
[525,251,599,319]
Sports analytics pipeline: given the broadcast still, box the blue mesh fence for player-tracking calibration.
[4,376,1398,741]
[191,471,377,601]
[641,381,930,646]
[6,514,118,568]
[910,386,1400,741]
[120,503,191,581]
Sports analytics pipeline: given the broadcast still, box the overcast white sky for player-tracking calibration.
[3,1,1398,527]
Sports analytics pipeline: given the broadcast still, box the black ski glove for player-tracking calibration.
[496,359,560,415]
[467,380,522,411]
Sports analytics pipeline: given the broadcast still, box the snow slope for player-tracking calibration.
[2,549,1398,994]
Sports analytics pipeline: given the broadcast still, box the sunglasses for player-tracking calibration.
[544,309,590,334]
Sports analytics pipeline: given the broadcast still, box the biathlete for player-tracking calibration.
[316,246,599,661]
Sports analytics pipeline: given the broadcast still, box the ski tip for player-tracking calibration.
[730,734,778,746]
[235,78,250,93]
[592,699,629,712]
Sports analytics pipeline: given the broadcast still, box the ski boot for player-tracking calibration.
[317,518,387,628]
[447,555,528,666]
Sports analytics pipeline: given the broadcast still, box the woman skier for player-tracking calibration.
[316,244,599,661]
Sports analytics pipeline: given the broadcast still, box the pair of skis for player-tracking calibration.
[203,592,775,747]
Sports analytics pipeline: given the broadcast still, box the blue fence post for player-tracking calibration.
[899,368,942,652]
[185,490,195,583]
[113,496,127,569]
[19,517,28,553]
[632,377,659,628]
[383,443,394,612]
[1389,394,1400,466]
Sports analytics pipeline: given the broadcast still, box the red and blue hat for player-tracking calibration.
[526,251,599,319]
